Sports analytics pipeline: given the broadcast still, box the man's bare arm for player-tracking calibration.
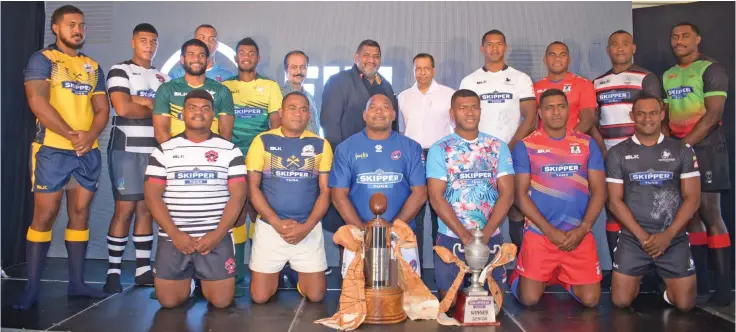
[331,187,364,230]
[153,115,172,144]
[508,99,537,151]
[25,80,74,141]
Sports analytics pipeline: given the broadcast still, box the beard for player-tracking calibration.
[59,33,85,50]
[238,65,256,73]
[183,62,206,76]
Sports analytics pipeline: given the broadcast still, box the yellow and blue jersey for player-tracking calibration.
[245,128,332,223]
[24,44,106,150]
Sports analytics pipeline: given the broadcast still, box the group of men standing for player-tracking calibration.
[15,4,731,314]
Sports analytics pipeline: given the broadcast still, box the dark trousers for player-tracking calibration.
[415,148,439,268]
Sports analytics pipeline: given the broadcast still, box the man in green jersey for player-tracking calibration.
[153,39,234,144]
[221,37,282,285]
[663,22,731,307]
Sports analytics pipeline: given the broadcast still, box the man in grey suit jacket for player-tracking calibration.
[320,39,399,234]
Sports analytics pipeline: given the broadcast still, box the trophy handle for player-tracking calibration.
[452,242,464,256]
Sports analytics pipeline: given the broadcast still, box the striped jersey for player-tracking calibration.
[594,65,662,149]
[145,133,246,238]
[221,74,282,154]
[107,60,169,153]
[24,44,107,150]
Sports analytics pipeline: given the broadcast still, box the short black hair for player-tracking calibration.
[50,5,84,35]
[282,91,310,107]
[236,37,259,55]
[357,39,381,55]
[545,41,569,54]
[133,23,158,36]
[283,50,309,71]
[194,24,217,36]
[413,53,435,68]
[608,30,632,41]
[632,93,664,111]
[451,89,480,107]
[181,39,210,59]
[482,29,506,44]
[539,88,568,106]
[673,21,700,36]
[184,89,214,106]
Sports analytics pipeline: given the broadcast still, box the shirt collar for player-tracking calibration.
[354,64,382,85]
[481,64,509,72]
[412,80,439,94]
[631,133,665,145]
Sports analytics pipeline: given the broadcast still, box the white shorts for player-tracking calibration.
[249,218,328,274]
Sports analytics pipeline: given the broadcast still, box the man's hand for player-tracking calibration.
[460,229,474,246]
[546,228,567,247]
[170,230,197,255]
[282,222,312,245]
[131,96,154,109]
[481,226,498,245]
[558,226,589,252]
[69,130,94,156]
[643,233,673,259]
[272,218,298,238]
[195,230,226,255]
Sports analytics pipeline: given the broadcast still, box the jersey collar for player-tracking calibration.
[631,133,664,145]
[179,131,215,143]
[481,64,509,72]
[275,127,310,139]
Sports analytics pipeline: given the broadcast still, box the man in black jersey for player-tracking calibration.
[606,94,700,312]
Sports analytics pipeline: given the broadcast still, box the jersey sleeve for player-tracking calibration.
[702,63,729,98]
[217,85,234,116]
[93,66,106,95]
[269,81,283,114]
[680,144,700,179]
[604,146,624,183]
[406,142,427,187]
[24,52,51,81]
[579,79,598,110]
[459,75,472,90]
[107,66,131,95]
[153,84,172,116]
[497,141,515,177]
[319,140,334,173]
[519,73,536,102]
[642,73,663,99]
[425,144,448,181]
[587,137,605,171]
[328,143,353,188]
[512,141,531,174]
[144,146,167,184]
[245,135,265,172]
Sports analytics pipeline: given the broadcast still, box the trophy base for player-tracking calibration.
[364,287,407,325]
[452,290,499,326]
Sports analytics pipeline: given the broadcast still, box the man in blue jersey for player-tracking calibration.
[329,94,426,272]
[426,89,515,306]
[168,24,233,82]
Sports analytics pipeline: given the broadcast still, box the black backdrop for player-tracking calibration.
[1,1,45,267]
[633,2,736,262]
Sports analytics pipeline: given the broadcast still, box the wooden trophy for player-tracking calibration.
[363,193,407,324]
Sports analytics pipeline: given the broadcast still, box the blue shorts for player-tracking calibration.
[31,143,101,193]
[433,233,507,293]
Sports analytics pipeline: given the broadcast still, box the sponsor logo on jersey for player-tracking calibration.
[176,170,217,184]
[629,169,673,185]
[563,84,572,93]
[391,150,401,160]
[274,169,312,179]
[355,152,368,160]
[542,164,581,177]
[234,107,265,119]
[570,145,582,154]
[173,154,184,159]
[357,169,404,189]
[598,78,611,85]
[302,145,315,157]
[35,184,48,190]
[476,80,487,85]
[61,81,93,95]
[457,170,495,181]
[625,154,639,160]
[174,92,187,97]
[666,86,694,100]
[659,149,675,162]
[480,92,513,103]
[598,91,631,103]
[137,89,156,98]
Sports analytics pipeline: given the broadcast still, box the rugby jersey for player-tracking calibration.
[153,77,234,136]
[24,44,106,150]
[246,128,332,223]
[145,133,246,238]
[168,62,234,83]
[534,73,597,131]
[221,74,282,154]
[594,65,662,149]
[107,60,169,153]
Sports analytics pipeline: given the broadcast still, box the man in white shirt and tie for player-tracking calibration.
[398,53,455,267]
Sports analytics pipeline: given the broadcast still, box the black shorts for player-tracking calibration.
[687,128,730,192]
[612,232,695,279]
[108,150,150,201]
[154,233,236,281]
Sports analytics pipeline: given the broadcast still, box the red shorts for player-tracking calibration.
[605,219,621,232]
[514,231,602,285]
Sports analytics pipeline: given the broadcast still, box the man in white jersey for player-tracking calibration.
[459,29,536,250]
[104,23,169,293]
[144,89,247,309]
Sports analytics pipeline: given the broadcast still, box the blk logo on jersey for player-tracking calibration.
[542,164,581,177]
[234,107,265,119]
[598,91,631,103]
[61,81,93,95]
[629,169,673,185]
[667,86,694,100]
[480,92,513,103]
[176,170,217,184]
[357,169,404,189]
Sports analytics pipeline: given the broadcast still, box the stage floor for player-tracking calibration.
[2,259,734,332]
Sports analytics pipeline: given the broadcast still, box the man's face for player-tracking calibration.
[54,13,86,50]
[354,45,381,78]
[279,94,310,133]
[132,31,158,62]
[236,45,259,73]
[544,44,570,75]
[195,27,218,59]
[181,45,207,76]
[606,32,635,66]
[631,99,664,136]
[481,33,506,63]
[183,97,214,130]
[363,95,395,131]
[539,95,570,131]
[414,57,435,86]
[450,96,481,132]
[285,53,308,85]
[671,25,700,58]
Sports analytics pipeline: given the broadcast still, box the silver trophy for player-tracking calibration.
[452,224,497,325]
[453,225,491,295]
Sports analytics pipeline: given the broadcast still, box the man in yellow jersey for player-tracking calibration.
[221,37,282,286]
[15,5,110,310]
[153,39,234,145]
